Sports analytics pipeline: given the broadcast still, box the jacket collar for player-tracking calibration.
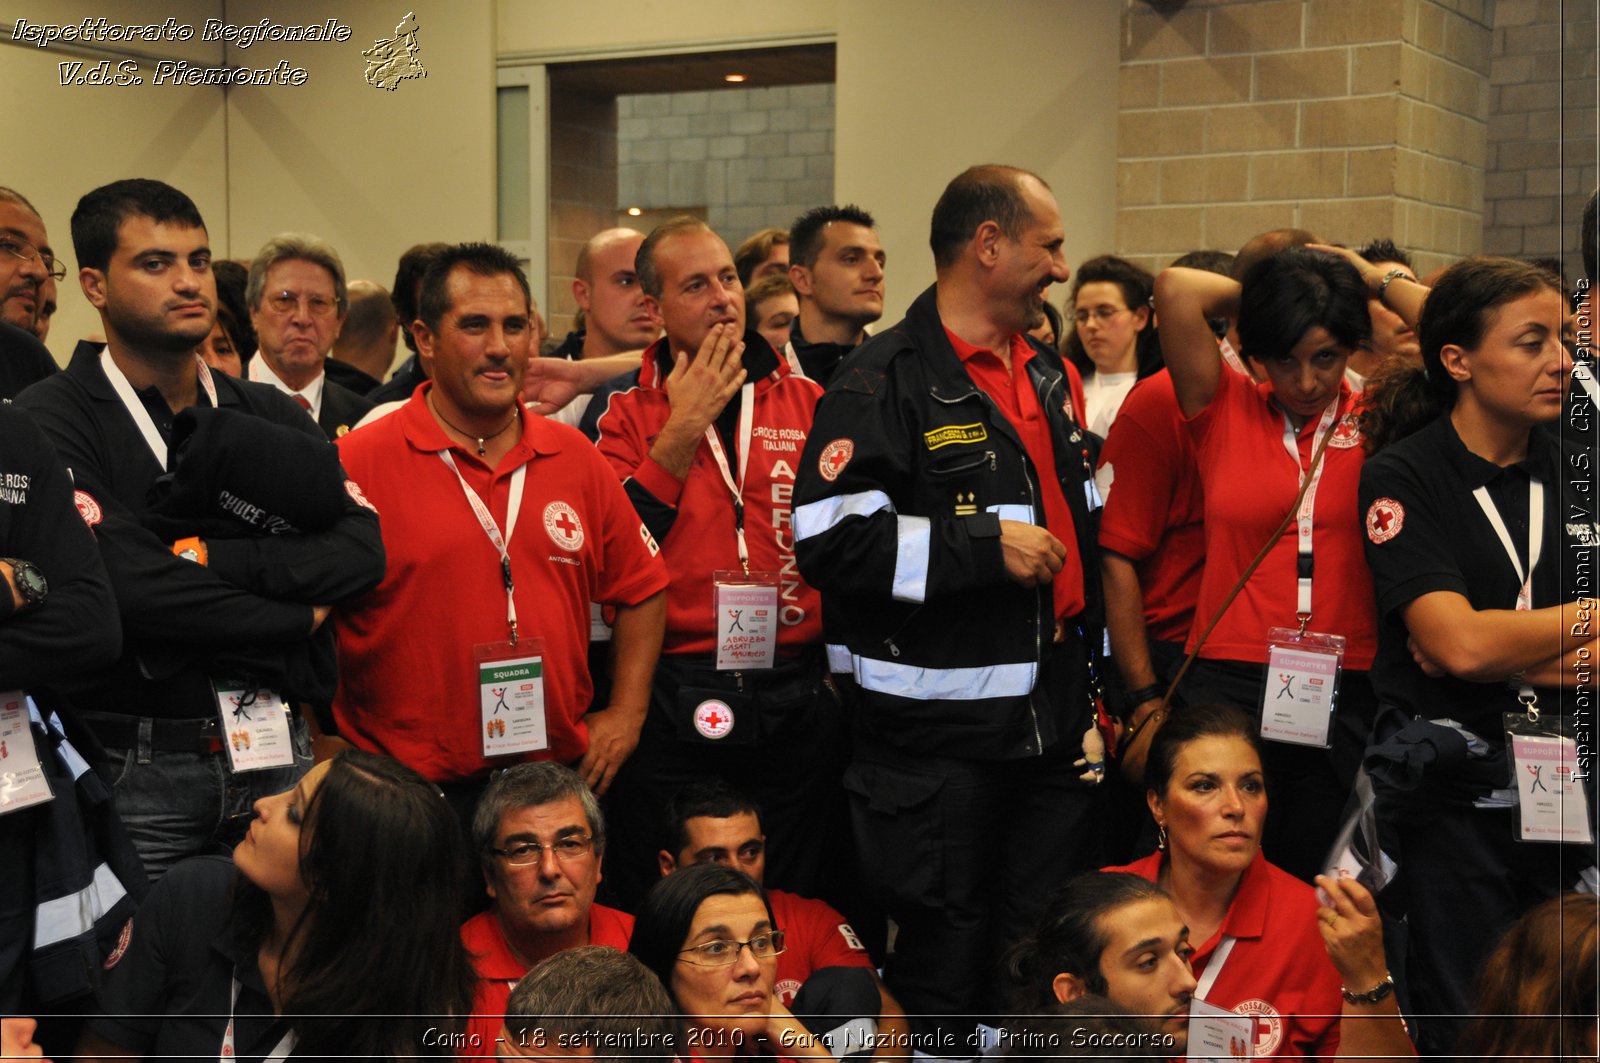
[68,340,244,409]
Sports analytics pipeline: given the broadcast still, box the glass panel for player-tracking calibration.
[497,86,531,242]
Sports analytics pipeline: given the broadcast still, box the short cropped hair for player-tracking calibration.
[417,242,532,332]
[930,165,1046,270]
[1356,238,1414,272]
[788,205,877,270]
[472,761,604,867]
[247,233,349,315]
[72,179,206,273]
[504,946,681,1063]
[341,281,396,347]
[663,780,763,858]
[636,216,715,299]
[733,226,789,286]
[392,242,451,353]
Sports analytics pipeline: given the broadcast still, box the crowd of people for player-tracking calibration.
[0,163,1594,1062]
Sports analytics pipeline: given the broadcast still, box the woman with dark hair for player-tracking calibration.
[1338,250,1592,1055]
[1064,255,1160,436]
[1106,703,1411,1059]
[1458,894,1598,1061]
[1148,248,1379,880]
[631,864,834,1061]
[77,750,476,1061]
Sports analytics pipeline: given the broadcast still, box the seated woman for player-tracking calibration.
[76,750,475,1061]
[630,863,836,1062]
[1457,893,1597,1061]
[1107,703,1412,1060]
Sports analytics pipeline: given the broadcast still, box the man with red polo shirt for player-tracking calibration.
[793,165,1106,1044]
[331,243,667,826]
[591,217,838,912]
[462,763,634,1048]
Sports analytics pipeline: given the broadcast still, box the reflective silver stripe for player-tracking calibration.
[892,516,930,603]
[826,643,853,673]
[794,490,893,541]
[33,862,128,949]
[987,503,1034,523]
[850,653,1036,701]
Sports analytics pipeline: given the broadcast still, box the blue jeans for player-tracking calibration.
[104,715,312,881]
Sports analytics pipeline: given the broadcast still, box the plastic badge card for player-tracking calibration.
[1260,628,1344,747]
[213,683,295,773]
[1187,997,1254,1062]
[713,571,779,671]
[0,692,51,812]
[1509,731,1594,844]
[476,639,548,757]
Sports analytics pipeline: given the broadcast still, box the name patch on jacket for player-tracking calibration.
[924,423,987,450]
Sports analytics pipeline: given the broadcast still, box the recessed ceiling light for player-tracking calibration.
[626,207,642,216]
[723,73,748,83]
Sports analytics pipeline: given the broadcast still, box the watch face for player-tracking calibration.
[14,562,46,600]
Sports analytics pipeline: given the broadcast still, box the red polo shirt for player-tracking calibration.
[947,329,1085,619]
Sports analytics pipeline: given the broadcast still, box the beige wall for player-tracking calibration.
[836,0,1121,321]
[496,1,838,57]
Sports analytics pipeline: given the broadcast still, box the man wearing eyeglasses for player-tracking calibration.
[245,233,373,438]
[0,188,65,398]
[462,762,636,1049]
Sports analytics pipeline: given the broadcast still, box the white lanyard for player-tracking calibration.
[221,975,296,1063]
[701,382,757,574]
[100,350,219,469]
[437,452,527,642]
[1279,400,1340,623]
[1471,480,1544,613]
[1194,935,1237,1002]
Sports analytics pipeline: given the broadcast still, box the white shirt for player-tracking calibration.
[248,354,325,421]
[1083,370,1138,438]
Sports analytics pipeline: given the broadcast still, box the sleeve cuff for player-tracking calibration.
[631,455,685,506]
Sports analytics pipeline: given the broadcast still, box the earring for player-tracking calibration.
[1157,824,1168,852]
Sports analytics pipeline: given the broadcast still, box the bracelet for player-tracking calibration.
[1376,268,1411,302]
[1122,684,1165,715]
[1341,973,1395,1005]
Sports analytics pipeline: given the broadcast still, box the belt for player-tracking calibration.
[81,713,228,755]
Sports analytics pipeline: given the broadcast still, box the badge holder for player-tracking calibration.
[1259,625,1343,747]
[1187,996,1254,1061]
[1504,701,1593,845]
[0,692,53,813]
[475,637,549,757]
[213,681,296,773]
[713,570,780,672]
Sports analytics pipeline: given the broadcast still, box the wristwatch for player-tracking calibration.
[1341,973,1396,1005]
[1,558,47,608]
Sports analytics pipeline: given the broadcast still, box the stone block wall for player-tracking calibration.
[1483,0,1597,281]
[616,84,835,254]
[548,87,618,339]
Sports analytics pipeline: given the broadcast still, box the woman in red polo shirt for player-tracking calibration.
[1108,703,1412,1060]
[1150,248,1378,881]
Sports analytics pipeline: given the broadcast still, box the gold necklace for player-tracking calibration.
[428,393,517,456]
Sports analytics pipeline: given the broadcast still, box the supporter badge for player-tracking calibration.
[818,438,854,482]
[1365,498,1404,543]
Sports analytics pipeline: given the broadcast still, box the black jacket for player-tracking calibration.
[794,285,1103,759]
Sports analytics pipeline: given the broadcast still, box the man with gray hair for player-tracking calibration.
[498,946,680,1063]
[463,763,636,1049]
[246,232,373,437]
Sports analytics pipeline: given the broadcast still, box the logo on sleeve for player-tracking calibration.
[73,490,103,528]
[818,438,854,482]
[344,479,378,514]
[103,917,132,970]
[640,523,660,556]
[837,922,866,951]
[1365,498,1404,543]
[543,501,584,551]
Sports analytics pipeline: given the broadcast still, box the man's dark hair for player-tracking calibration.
[636,216,716,299]
[392,242,450,353]
[72,179,206,273]
[1231,228,1319,281]
[629,864,773,989]
[930,165,1046,270]
[733,226,789,287]
[788,205,877,270]
[1356,238,1414,272]
[1169,249,1235,276]
[505,946,681,1063]
[1006,872,1169,1010]
[417,242,531,332]
[663,779,763,859]
[1583,189,1597,283]
[212,260,256,360]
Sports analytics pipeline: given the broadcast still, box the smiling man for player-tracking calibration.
[784,205,886,387]
[0,188,65,397]
[793,165,1106,1044]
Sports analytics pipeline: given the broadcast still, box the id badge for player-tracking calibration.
[1186,997,1254,1061]
[476,639,548,757]
[1505,712,1593,844]
[213,682,295,773]
[713,570,779,671]
[1260,627,1345,747]
[0,692,53,813]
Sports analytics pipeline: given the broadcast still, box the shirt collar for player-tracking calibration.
[1217,851,1271,942]
[249,352,326,416]
[1436,414,1554,488]
[943,327,1032,368]
[397,382,562,462]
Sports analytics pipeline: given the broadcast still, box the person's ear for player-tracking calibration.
[1052,971,1089,1003]
[657,849,677,878]
[1439,343,1471,383]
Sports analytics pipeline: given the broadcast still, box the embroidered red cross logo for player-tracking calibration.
[554,511,578,538]
[1373,507,1396,532]
[825,450,848,472]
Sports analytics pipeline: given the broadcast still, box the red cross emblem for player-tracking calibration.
[1365,497,1404,543]
[543,500,585,551]
[693,699,735,739]
[818,438,854,482]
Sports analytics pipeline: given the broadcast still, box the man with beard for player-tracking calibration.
[0,188,62,396]
[793,165,1106,1045]
[16,179,384,878]
[783,205,886,387]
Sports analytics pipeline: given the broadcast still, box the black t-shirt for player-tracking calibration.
[1360,415,1596,742]
[86,856,292,1063]
[0,321,59,400]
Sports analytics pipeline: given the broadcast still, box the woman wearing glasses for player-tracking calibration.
[76,750,475,1061]
[632,864,835,1061]
[1064,255,1161,437]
